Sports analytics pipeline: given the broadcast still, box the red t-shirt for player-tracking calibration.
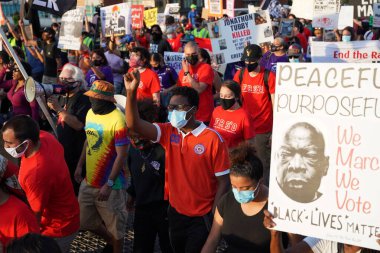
[303,27,312,41]
[129,68,161,100]
[154,122,230,216]
[233,68,275,134]
[210,106,256,148]
[19,131,80,238]
[177,62,214,122]
[167,37,181,52]
[0,195,39,250]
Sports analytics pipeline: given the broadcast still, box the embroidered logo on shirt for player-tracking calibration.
[194,144,205,155]
[170,134,180,144]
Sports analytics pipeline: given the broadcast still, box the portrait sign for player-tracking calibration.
[100,3,132,37]
[269,63,380,251]
[58,8,85,50]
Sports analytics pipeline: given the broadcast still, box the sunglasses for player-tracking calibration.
[288,55,300,59]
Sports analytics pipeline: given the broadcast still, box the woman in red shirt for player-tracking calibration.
[210,80,255,149]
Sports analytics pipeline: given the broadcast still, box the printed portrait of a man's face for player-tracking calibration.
[276,122,329,203]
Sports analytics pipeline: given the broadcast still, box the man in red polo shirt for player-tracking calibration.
[125,70,230,253]
[177,41,214,124]
[2,115,80,253]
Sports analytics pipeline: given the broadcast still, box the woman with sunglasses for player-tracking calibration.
[287,43,304,63]
[201,143,271,253]
[0,61,39,121]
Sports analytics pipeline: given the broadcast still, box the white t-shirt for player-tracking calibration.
[304,237,362,253]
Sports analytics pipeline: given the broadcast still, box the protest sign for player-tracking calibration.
[312,0,340,29]
[346,0,377,18]
[164,3,180,15]
[144,8,158,29]
[209,0,223,17]
[31,0,76,16]
[131,5,144,29]
[77,0,85,7]
[290,0,314,20]
[374,3,380,27]
[279,19,294,37]
[269,62,380,250]
[338,6,354,29]
[24,24,34,40]
[142,0,155,8]
[226,0,235,18]
[0,4,5,26]
[157,13,166,31]
[58,8,84,51]
[164,52,183,74]
[204,0,209,10]
[207,12,274,64]
[202,8,209,20]
[311,40,380,63]
[248,5,259,14]
[100,3,131,37]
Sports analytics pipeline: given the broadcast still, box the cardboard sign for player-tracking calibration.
[226,0,235,18]
[279,19,294,37]
[131,5,144,30]
[144,8,158,29]
[312,0,340,28]
[374,3,380,28]
[24,25,34,40]
[202,8,209,20]
[142,0,155,8]
[311,40,380,63]
[164,52,183,74]
[207,12,274,64]
[100,3,132,37]
[58,8,84,50]
[164,3,180,15]
[269,62,380,251]
[338,5,354,30]
[209,0,223,17]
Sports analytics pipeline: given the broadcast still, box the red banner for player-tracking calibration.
[195,38,212,52]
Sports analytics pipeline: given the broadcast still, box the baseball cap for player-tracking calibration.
[241,44,262,62]
[84,80,116,103]
[190,4,197,9]
[287,43,302,57]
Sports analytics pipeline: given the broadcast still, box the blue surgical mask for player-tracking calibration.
[167,107,193,129]
[232,183,260,204]
[342,35,351,42]
[289,58,300,63]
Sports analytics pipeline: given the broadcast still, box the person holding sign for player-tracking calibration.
[233,44,276,186]
[201,143,270,253]
[209,80,255,149]
[275,122,329,203]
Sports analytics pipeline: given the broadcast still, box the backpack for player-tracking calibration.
[238,67,272,101]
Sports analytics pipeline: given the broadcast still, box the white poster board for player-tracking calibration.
[207,12,274,64]
[164,52,183,74]
[58,8,84,50]
[209,0,223,17]
[290,0,314,20]
[312,0,340,28]
[338,6,354,30]
[164,3,180,15]
[100,3,132,37]
[142,0,155,8]
[374,3,380,28]
[226,0,235,18]
[311,40,380,63]
[269,62,380,251]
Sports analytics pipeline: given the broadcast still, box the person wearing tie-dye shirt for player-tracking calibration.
[75,80,129,253]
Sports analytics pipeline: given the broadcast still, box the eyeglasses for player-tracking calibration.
[167,104,191,111]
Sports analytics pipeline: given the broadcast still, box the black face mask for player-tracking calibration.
[220,98,236,110]
[271,45,281,52]
[152,33,162,41]
[93,60,103,66]
[246,62,258,72]
[186,55,199,65]
[89,98,116,115]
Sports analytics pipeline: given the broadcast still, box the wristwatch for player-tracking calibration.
[107,179,114,187]
[184,71,190,76]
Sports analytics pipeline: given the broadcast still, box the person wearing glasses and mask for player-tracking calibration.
[201,143,271,253]
[47,64,91,195]
[125,71,230,253]
[0,61,39,121]
[287,43,304,63]
[177,41,215,124]
[260,37,289,73]
[209,80,255,149]
[233,44,276,186]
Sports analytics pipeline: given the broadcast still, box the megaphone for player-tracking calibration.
[114,94,126,113]
[25,77,68,102]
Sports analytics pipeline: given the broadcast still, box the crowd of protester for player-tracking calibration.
[0,4,380,253]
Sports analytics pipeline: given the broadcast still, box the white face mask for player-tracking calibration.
[4,140,29,158]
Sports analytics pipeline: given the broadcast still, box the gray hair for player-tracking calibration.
[60,64,88,91]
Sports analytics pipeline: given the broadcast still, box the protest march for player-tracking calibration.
[0,0,380,253]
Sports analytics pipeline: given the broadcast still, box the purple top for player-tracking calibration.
[0,69,39,121]
[85,66,114,88]
[152,66,178,90]
[260,51,289,73]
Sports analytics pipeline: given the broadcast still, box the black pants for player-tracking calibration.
[168,206,212,253]
[133,201,172,253]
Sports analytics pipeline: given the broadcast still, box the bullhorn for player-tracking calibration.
[24,77,68,102]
